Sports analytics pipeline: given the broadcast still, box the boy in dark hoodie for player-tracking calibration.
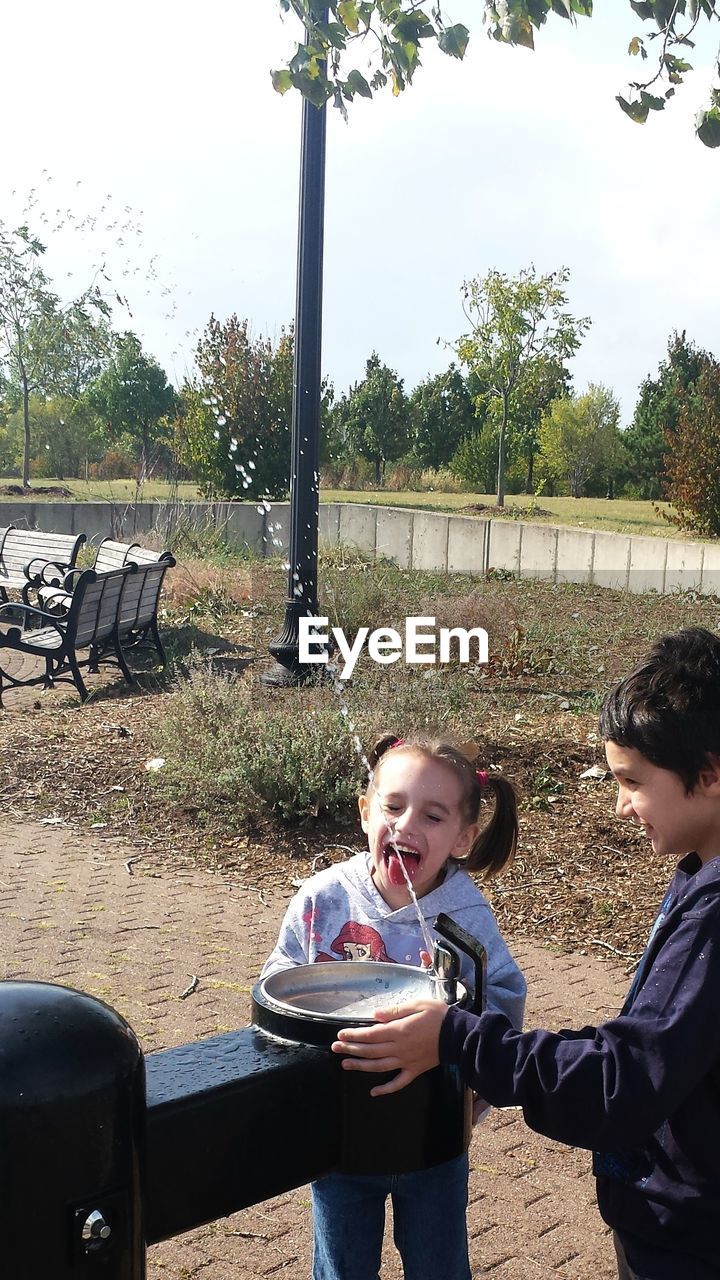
[333,627,720,1280]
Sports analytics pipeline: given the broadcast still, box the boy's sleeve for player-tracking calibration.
[260,895,310,978]
[439,905,720,1151]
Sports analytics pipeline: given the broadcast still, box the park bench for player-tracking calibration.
[0,565,133,703]
[34,542,176,668]
[0,526,86,603]
[0,550,176,703]
[97,547,176,670]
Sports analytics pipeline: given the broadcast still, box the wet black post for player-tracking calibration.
[0,981,145,1279]
[264,12,328,684]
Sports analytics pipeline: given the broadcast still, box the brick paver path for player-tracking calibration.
[0,820,630,1279]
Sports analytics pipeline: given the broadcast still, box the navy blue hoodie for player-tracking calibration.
[439,854,720,1279]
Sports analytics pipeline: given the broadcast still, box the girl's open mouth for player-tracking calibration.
[384,842,421,887]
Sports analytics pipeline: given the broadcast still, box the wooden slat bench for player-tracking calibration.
[0,527,86,603]
[0,549,177,703]
[0,566,133,703]
[37,544,176,670]
[118,548,176,668]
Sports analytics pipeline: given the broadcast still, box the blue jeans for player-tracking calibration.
[311,1152,471,1280]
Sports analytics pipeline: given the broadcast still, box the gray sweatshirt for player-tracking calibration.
[262,852,526,1028]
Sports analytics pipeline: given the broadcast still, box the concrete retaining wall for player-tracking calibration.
[2,499,719,598]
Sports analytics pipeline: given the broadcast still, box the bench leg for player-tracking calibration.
[151,617,168,668]
[114,637,136,688]
[68,654,89,702]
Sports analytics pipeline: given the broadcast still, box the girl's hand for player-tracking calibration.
[331,999,448,1095]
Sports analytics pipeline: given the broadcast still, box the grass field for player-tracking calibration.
[0,477,681,539]
[0,478,202,503]
[320,491,680,538]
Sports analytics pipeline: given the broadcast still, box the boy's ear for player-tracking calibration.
[358,792,370,833]
[698,755,720,795]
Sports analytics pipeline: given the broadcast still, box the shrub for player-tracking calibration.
[660,362,720,538]
[89,448,136,480]
[155,664,363,826]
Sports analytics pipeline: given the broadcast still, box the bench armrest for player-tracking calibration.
[25,556,71,587]
[0,601,67,637]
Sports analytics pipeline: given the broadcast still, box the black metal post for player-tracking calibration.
[264,16,328,684]
[0,981,145,1278]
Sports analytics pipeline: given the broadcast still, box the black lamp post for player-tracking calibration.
[264,16,328,685]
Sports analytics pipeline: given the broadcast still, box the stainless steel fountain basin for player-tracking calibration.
[257,961,468,1024]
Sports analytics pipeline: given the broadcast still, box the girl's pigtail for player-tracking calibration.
[463,774,518,877]
[367,733,404,772]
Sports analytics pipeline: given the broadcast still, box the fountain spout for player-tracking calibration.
[431,941,460,1004]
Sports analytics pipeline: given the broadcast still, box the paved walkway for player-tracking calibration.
[0,821,630,1279]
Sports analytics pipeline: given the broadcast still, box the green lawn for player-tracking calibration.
[0,478,203,503]
[0,477,684,540]
[320,490,682,539]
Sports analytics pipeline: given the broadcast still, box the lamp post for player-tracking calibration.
[264,16,328,685]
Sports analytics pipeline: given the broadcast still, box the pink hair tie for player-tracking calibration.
[476,769,489,787]
[391,738,406,748]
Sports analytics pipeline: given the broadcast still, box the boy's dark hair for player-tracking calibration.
[367,733,517,877]
[599,626,720,790]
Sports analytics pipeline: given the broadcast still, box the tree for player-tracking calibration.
[175,315,294,500]
[275,2,720,147]
[660,358,720,538]
[538,384,623,498]
[88,333,178,482]
[454,266,589,506]
[410,364,475,470]
[450,422,498,493]
[624,331,712,499]
[6,395,106,480]
[503,356,572,493]
[0,221,110,487]
[333,353,410,484]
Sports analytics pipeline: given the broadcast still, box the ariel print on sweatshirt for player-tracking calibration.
[316,920,397,963]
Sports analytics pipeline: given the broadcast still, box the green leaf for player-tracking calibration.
[640,90,666,111]
[347,68,373,97]
[697,107,720,148]
[629,1,654,17]
[617,93,649,123]
[513,19,535,50]
[438,23,470,58]
[315,20,348,48]
[628,36,643,56]
[271,69,294,95]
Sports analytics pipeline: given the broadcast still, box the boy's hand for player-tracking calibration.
[331,999,448,1095]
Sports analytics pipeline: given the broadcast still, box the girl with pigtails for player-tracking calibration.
[262,733,526,1280]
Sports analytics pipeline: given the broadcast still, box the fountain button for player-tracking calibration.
[82,1210,112,1244]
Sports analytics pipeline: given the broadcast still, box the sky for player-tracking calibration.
[2,1,719,424]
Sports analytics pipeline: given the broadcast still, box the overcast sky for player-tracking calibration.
[2,2,719,423]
